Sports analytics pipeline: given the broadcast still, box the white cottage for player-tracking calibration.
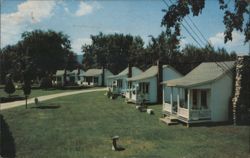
[53,70,70,87]
[70,69,85,85]
[83,68,113,86]
[107,67,143,95]
[126,65,182,104]
[162,61,235,125]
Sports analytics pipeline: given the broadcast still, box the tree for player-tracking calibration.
[4,74,15,97]
[147,31,180,66]
[22,81,31,109]
[22,68,32,109]
[82,33,144,74]
[161,0,249,44]
[1,30,74,83]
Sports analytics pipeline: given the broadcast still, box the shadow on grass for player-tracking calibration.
[0,114,16,158]
[185,121,233,128]
[0,95,25,103]
[31,103,61,109]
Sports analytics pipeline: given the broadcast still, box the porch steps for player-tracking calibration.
[160,116,179,125]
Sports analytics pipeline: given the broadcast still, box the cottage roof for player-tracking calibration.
[127,66,158,81]
[108,67,141,79]
[55,70,69,76]
[163,61,235,88]
[71,69,85,75]
[71,69,78,74]
[84,69,103,77]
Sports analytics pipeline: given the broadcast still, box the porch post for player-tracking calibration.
[187,89,191,119]
[162,85,165,104]
[170,87,173,114]
[177,88,180,109]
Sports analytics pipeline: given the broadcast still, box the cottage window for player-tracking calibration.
[139,82,149,94]
[117,80,123,88]
[165,88,171,103]
[201,90,208,109]
[86,77,91,82]
[144,83,149,93]
[57,77,62,82]
[192,89,198,109]
[180,89,188,108]
[70,76,75,83]
[94,77,98,83]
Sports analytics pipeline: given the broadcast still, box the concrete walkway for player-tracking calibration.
[1,88,107,110]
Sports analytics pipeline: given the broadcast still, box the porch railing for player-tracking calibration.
[178,107,189,119]
[177,108,211,120]
[163,102,172,113]
[190,109,211,120]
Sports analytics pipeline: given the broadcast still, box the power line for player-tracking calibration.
[161,0,235,79]
[168,0,208,46]
[161,0,204,48]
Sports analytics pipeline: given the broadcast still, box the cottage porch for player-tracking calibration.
[125,82,150,104]
[163,87,211,123]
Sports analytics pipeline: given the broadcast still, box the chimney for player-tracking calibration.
[102,66,105,86]
[157,59,163,103]
[128,63,132,78]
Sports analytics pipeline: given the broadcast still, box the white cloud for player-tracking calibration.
[74,1,101,17]
[1,0,56,47]
[75,1,93,16]
[208,31,248,54]
[71,38,92,54]
[209,31,245,47]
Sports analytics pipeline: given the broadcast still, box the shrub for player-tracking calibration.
[4,74,15,97]
[39,77,52,89]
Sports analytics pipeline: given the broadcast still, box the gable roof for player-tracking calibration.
[163,61,235,88]
[71,69,85,75]
[56,70,64,76]
[108,67,142,79]
[84,69,103,77]
[71,69,79,74]
[127,65,158,81]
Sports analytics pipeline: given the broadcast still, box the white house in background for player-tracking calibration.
[53,69,85,86]
[162,61,235,125]
[126,65,182,104]
[107,67,143,95]
[83,68,113,86]
[70,69,85,85]
[53,70,70,87]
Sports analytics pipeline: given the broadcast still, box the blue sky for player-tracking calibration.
[1,0,249,55]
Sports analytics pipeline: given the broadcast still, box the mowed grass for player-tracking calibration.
[1,91,250,158]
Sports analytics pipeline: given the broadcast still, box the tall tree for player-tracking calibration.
[82,33,144,74]
[0,30,75,82]
[20,30,73,78]
[147,31,180,66]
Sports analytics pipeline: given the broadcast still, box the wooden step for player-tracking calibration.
[160,117,179,125]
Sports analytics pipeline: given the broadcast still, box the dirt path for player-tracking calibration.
[1,88,107,110]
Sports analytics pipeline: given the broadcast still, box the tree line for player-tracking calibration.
[0,30,237,85]
[82,31,237,75]
[0,30,78,84]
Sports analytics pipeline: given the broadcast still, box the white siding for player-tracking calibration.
[210,75,233,122]
[163,67,183,104]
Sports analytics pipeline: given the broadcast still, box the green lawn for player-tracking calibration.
[1,91,249,158]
